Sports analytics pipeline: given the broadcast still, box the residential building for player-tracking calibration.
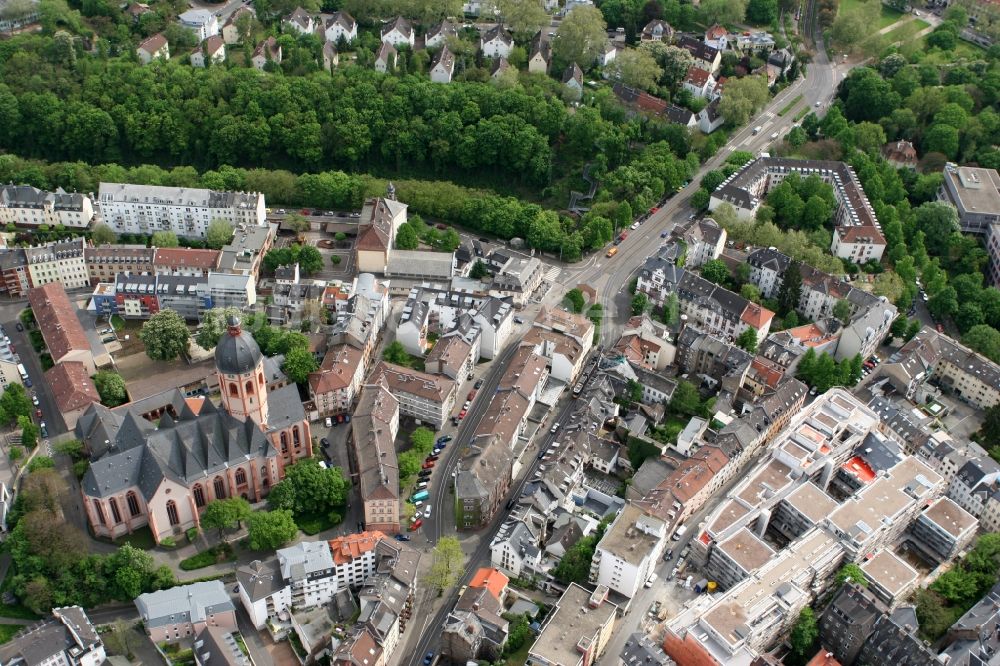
[0,606,106,666]
[676,217,726,267]
[664,103,698,127]
[178,8,218,40]
[25,238,89,290]
[154,247,220,277]
[0,184,95,228]
[881,326,1000,410]
[323,10,356,43]
[0,250,29,297]
[939,580,1000,666]
[613,315,676,371]
[621,633,674,666]
[635,444,729,535]
[352,383,401,534]
[374,42,397,72]
[77,317,311,544]
[480,24,513,58]
[309,343,365,416]
[599,42,618,67]
[93,270,255,321]
[235,541,338,630]
[676,35,721,73]
[283,7,314,34]
[425,19,457,48]
[490,57,511,80]
[331,629,384,666]
[193,626,249,666]
[381,16,413,47]
[711,157,886,263]
[251,36,281,70]
[524,312,593,383]
[356,196,406,273]
[883,140,917,169]
[698,99,725,134]
[27,282,95,374]
[641,19,673,42]
[135,581,236,643]
[857,605,938,666]
[0,0,40,33]
[430,46,455,83]
[488,255,543,307]
[819,582,889,666]
[191,35,225,67]
[940,162,1000,235]
[47,361,99,430]
[636,254,774,342]
[860,549,919,608]
[682,66,716,98]
[222,6,254,44]
[563,62,584,98]
[441,569,510,663]
[704,23,728,50]
[137,33,169,63]
[367,361,456,428]
[425,332,478,381]
[528,33,551,74]
[97,183,265,239]
[526,584,618,666]
[590,503,667,598]
[218,222,275,278]
[734,31,776,54]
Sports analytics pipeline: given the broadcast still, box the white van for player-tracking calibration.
[644,573,658,588]
[424,505,433,518]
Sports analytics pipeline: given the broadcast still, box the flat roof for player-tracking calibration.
[717,528,775,573]
[736,459,793,507]
[921,496,977,539]
[861,549,918,597]
[782,483,837,525]
[944,164,1000,215]
[707,500,752,536]
[528,583,618,666]
[598,504,664,567]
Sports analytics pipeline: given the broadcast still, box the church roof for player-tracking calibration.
[215,316,263,375]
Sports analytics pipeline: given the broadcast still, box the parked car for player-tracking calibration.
[424,505,433,518]
[325,417,333,427]
[31,394,38,406]
[34,408,42,418]
[459,410,467,419]
[418,469,432,478]
[660,231,668,238]
[394,534,411,541]
[410,519,423,530]
[23,377,31,388]
[423,652,434,665]
[467,390,477,401]
[14,322,22,332]
[421,461,435,469]
[39,421,47,437]
[436,441,447,449]
[474,378,484,389]
[451,416,460,426]
[513,317,524,324]
[426,454,439,462]
[550,422,560,433]
[463,400,471,410]
[437,435,452,444]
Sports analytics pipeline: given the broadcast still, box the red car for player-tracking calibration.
[34,409,42,418]
[422,460,436,469]
[299,209,312,215]
[410,519,423,530]
[649,206,660,214]
[467,390,477,401]
[459,410,467,419]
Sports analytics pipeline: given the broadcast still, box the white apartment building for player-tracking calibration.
[368,361,457,428]
[25,238,89,289]
[178,9,219,41]
[0,185,95,228]
[590,503,667,599]
[97,183,265,239]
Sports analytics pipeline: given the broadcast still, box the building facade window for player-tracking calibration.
[235,468,246,486]
[127,491,141,517]
[193,484,205,507]
[166,500,180,526]
[109,498,122,524]
[214,476,226,499]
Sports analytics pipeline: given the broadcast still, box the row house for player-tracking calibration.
[97,182,266,239]
[91,271,254,321]
[24,237,88,289]
[0,184,95,228]
[351,382,401,534]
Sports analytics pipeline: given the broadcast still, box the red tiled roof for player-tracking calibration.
[27,283,91,362]
[153,248,220,271]
[685,66,711,87]
[740,303,774,329]
[328,530,387,565]
[706,24,727,39]
[469,568,509,599]
[46,361,99,414]
[139,33,167,53]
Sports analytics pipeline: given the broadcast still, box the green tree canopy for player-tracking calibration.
[201,497,252,539]
[90,223,116,245]
[138,310,190,361]
[150,231,179,248]
[205,219,234,249]
[282,346,318,384]
[427,536,466,592]
[268,459,349,518]
[700,259,730,286]
[93,370,128,407]
[247,510,299,550]
[0,383,32,426]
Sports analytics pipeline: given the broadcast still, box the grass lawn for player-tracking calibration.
[179,543,236,571]
[882,18,930,43]
[503,640,532,666]
[110,314,126,331]
[296,510,341,536]
[95,525,157,550]
[778,94,804,117]
[0,603,40,622]
[0,624,22,645]
[838,0,902,27]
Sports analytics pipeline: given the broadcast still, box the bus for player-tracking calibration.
[409,490,429,503]
[16,363,27,380]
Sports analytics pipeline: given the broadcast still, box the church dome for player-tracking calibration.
[214,315,262,375]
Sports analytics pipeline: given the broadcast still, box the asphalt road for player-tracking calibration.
[559,28,844,346]
[404,357,591,666]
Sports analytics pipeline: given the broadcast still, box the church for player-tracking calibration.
[77,316,312,544]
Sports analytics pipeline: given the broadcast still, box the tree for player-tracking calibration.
[552,5,608,71]
[195,307,240,349]
[90,223,116,245]
[719,75,769,128]
[201,497,252,539]
[700,259,730,286]
[746,0,778,24]
[741,284,762,303]
[929,286,959,321]
[631,292,650,315]
[0,383,32,426]
[283,346,318,384]
[268,459,349,518]
[296,245,323,275]
[93,370,128,407]
[396,223,420,250]
[398,451,421,480]
[700,0,747,25]
[832,299,852,324]
[669,380,702,417]
[18,415,38,450]
[410,427,436,455]
[964,325,1000,363]
[790,608,818,657]
[835,563,868,588]
[26,456,54,473]
[383,341,411,367]
[483,0,549,39]
[139,310,190,361]
[914,201,960,250]
[427,536,465,592]
[205,219,234,249]
[247,510,299,550]
[150,231,179,248]
[981,406,1000,451]
[736,328,758,353]
[566,288,586,313]
[605,48,662,92]
[470,261,488,279]
[777,261,803,316]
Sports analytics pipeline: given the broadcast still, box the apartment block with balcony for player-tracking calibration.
[590,503,667,599]
[0,184,95,228]
[525,584,618,666]
[909,496,978,563]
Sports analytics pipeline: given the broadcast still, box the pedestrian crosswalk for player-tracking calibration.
[542,265,561,283]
